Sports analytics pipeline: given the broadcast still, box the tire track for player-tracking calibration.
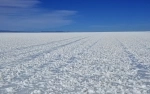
[51,38,100,74]
[0,37,88,68]
[0,36,80,57]
[77,39,100,55]
[117,39,150,87]
[0,36,92,92]
[38,38,90,69]
[23,37,100,93]
[0,36,82,60]
[0,36,82,65]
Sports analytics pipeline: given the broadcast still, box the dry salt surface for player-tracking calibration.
[0,32,150,94]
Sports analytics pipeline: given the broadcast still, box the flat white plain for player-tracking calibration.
[0,32,150,94]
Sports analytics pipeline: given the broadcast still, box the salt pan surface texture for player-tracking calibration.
[0,32,150,94]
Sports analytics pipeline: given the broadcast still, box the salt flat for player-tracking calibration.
[0,32,150,94]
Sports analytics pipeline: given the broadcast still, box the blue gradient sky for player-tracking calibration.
[0,0,150,31]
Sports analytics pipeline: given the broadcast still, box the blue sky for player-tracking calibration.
[0,0,150,31]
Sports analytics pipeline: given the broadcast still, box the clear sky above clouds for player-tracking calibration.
[0,0,150,31]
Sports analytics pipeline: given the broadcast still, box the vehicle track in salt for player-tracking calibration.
[0,36,80,54]
[50,39,100,74]
[0,36,81,63]
[0,36,90,92]
[0,36,100,93]
[25,37,100,93]
[117,39,150,90]
[0,37,89,68]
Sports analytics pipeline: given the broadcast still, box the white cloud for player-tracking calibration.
[0,0,39,8]
[0,0,77,31]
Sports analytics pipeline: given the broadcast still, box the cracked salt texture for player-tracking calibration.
[0,32,150,94]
